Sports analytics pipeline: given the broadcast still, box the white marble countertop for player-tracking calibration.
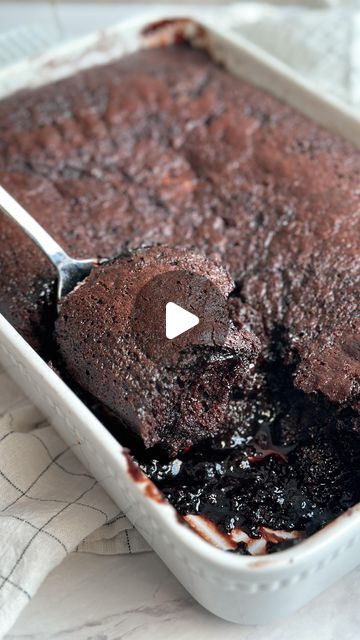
[6,551,360,639]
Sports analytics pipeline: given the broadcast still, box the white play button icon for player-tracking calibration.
[165,302,199,340]
[132,268,230,361]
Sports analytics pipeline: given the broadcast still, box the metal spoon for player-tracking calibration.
[0,185,102,304]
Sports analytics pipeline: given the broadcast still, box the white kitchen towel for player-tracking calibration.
[227,2,360,108]
[0,365,149,638]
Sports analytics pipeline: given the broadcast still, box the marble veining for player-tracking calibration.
[6,552,360,640]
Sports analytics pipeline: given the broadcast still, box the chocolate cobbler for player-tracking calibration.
[56,246,260,455]
[0,44,359,553]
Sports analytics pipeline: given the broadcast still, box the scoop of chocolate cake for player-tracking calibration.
[56,247,260,455]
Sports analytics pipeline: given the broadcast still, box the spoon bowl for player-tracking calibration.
[0,186,104,305]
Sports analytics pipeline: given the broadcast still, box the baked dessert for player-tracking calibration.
[56,246,260,454]
[0,44,359,551]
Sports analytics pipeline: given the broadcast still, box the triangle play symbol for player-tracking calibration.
[165,302,199,340]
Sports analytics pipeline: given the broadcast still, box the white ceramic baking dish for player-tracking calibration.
[0,12,359,625]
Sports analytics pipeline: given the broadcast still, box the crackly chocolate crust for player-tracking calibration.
[0,45,359,549]
[56,246,260,454]
[0,45,359,404]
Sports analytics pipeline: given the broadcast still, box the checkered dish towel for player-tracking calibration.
[0,365,149,637]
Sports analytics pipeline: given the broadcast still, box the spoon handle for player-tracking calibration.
[0,185,70,270]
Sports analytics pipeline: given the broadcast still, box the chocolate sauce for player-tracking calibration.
[138,357,360,552]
